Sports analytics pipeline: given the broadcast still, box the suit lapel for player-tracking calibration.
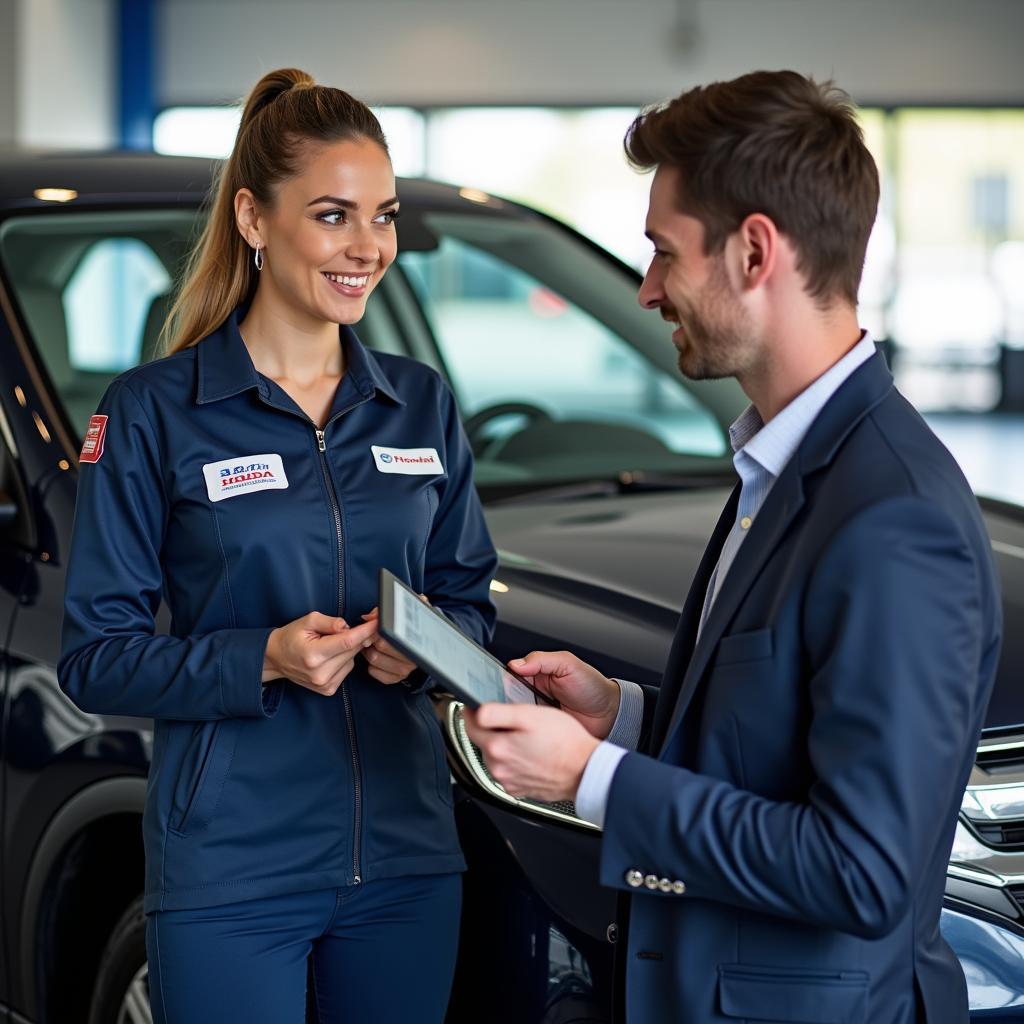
[649,483,740,751]
[657,467,805,755]
[654,350,896,760]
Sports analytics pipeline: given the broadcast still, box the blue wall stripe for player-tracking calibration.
[119,0,155,150]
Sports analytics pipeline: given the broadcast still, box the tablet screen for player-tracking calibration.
[381,570,547,707]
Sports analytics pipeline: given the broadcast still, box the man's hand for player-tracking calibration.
[509,651,621,739]
[263,613,379,696]
[462,703,601,803]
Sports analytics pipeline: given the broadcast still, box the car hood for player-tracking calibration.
[488,488,726,611]
[485,489,1024,733]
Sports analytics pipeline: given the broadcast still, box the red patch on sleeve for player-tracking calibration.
[79,414,108,464]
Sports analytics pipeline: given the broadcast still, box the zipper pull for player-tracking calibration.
[316,429,326,452]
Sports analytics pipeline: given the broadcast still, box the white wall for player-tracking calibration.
[11,0,115,147]
[159,0,1024,108]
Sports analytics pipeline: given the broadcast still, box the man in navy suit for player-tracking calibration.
[465,70,1002,1023]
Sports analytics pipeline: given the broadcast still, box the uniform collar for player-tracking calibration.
[195,306,405,407]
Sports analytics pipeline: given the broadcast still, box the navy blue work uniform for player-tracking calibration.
[59,308,498,1023]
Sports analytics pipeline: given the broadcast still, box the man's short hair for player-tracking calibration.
[625,70,879,307]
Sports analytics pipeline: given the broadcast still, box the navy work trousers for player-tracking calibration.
[146,873,462,1023]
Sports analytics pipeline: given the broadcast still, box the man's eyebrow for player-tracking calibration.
[306,195,400,210]
[645,229,667,244]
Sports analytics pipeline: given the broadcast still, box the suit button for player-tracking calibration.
[658,878,672,892]
[625,870,644,888]
[671,880,686,895]
[606,924,618,943]
[644,874,659,890]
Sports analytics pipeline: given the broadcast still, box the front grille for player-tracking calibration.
[976,746,1024,774]
[971,820,1024,851]
[1008,884,1024,914]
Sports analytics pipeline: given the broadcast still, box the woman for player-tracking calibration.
[58,68,497,1024]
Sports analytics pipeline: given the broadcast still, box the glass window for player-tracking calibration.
[889,109,1024,410]
[154,105,427,177]
[855,108,893,344]
[398,212,727,486]
[424,106,651,270]
[64,238,171,371]
[0,210,196,435]
[153,106,243,159]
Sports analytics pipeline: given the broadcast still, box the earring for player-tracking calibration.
[253,244,264,271]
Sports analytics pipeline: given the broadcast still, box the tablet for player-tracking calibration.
[378,569,558,709]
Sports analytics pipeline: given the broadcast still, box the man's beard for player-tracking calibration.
[672,262,756,381]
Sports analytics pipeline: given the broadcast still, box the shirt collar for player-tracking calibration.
[729,330,876,477]
[196,306,405,407]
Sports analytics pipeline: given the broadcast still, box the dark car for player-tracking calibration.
[0,151,1022,1024]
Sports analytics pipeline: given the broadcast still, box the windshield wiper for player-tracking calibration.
[484,469,736,506]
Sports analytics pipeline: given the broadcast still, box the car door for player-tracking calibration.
[0,208,189,1023]
[0,349,35,1014]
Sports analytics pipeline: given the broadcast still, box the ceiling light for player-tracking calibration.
[33,188,78,203]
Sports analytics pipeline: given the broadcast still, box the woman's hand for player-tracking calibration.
[359,607,419,685]
[262,612,379,697]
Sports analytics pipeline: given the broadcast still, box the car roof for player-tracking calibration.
[0,149,495,213]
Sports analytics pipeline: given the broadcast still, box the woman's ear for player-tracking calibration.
[234,188,262,249]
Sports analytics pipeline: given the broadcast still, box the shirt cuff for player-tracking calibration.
[574,741,631,828]
[606,678,644,749]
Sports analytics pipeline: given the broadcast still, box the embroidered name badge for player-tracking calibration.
[371,445,444,476]
[79,415,108,464]
[203,453,289,502]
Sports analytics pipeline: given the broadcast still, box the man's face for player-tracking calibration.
[638,165,758,381]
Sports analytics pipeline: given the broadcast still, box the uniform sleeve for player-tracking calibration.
[598,497,996,938]
[58,380,281,721]
[422,385,498,647]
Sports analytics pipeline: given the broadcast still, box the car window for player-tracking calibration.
[0,210,195,436]
[64,238,171,371]
[1,205,735,491]
[397,212,728,486]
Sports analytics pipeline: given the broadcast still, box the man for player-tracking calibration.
[464,70,1002,1023]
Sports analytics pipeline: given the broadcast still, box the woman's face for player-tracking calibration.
[243,137,399,327]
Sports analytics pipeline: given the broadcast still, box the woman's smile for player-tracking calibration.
[322,270,373,297]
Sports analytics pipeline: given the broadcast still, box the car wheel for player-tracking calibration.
[88,896,152,1024]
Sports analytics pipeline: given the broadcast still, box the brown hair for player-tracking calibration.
[624,70,878,307]
[164,68,389,354]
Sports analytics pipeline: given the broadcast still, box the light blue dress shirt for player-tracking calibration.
[574,332,878,827]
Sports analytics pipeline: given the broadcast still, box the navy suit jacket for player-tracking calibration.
[601,353,1002,1024]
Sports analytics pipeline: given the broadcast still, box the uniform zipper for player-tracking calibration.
[315,425,363,885]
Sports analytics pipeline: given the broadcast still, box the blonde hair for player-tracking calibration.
[163,68,389,354]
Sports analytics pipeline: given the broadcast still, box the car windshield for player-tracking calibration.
[0,201,742,494]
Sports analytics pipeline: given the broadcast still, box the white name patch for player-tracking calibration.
[371,445,444,475]
[203,453,289,502]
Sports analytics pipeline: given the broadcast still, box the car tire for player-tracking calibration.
[88,895,152,1024]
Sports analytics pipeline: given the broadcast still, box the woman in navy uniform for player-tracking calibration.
[59,68,497,1024]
